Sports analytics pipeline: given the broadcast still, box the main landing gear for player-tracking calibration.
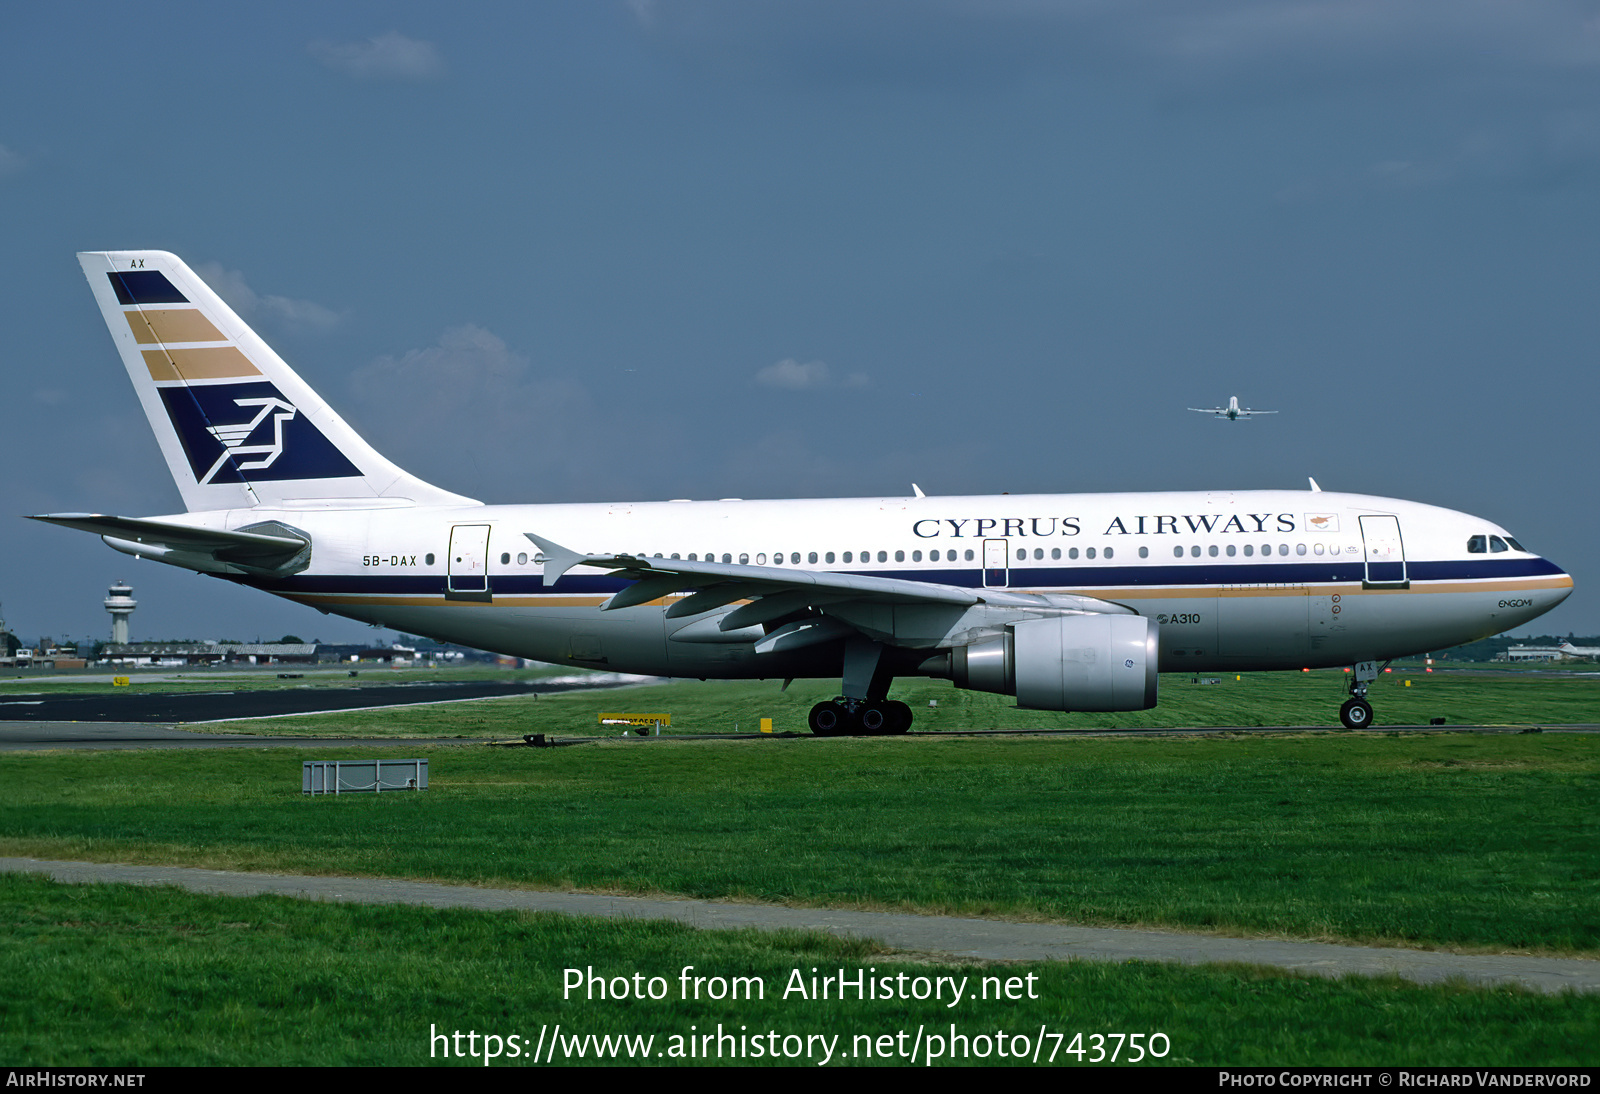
[808,698,913,736]
[809,637,913,736]
[1339,660,1387,729]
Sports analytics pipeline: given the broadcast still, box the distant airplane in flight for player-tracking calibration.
[1189,396,1276,421]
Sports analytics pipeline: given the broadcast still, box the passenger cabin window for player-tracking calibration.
[1467,535,1487,553]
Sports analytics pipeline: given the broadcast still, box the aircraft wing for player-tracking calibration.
[29,513,311,576]
[526,533,1131,651]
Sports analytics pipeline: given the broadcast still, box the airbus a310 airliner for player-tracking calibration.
[34,252,1574,732]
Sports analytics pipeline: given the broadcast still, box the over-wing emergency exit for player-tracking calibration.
[33,252,1573,732]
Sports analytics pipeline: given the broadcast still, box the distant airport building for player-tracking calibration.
[1497,643,1600,662]
[100,641,317,667]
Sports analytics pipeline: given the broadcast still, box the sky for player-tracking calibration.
[3,1,1598,646]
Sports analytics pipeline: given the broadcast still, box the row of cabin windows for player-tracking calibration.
[492,544,1338,567]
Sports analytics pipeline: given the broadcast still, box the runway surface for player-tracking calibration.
[0,677,629,725]
[5,857,1595,995]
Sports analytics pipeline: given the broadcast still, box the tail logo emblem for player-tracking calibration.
[200,397,297,484]
[158,380,362,485]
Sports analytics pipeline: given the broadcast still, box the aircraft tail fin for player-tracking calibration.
[77,251,477,513]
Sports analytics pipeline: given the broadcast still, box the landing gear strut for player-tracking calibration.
[809,637,914,736]
[809,698,912,736]
[1339,660,1386,729]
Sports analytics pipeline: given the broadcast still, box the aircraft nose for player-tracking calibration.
[1527,557,1574,615]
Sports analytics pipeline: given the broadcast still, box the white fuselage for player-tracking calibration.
[175,488,1571,678]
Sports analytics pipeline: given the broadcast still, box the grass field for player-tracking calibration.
[3,874,1596,1067]
[186,668,1600,738]
[4,670,1595,1067]
[3,731,1594,954]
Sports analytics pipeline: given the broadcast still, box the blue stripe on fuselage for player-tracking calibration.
[240,555,1565,597]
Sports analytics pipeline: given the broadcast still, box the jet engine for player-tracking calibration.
[947,614,1158,712]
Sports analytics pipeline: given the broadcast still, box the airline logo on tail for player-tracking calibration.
[160,381,360,487]
[199,395,298,484]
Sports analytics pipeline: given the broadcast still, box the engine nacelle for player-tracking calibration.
[948,614,1159,712]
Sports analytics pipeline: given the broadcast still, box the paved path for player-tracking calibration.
[5,857,1595,995]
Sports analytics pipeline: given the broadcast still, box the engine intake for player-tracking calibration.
[948,614,1158,712]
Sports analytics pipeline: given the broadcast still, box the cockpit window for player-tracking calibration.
[1505,536,1525,552]
[1489,535,1508,553]
[1467,535,1486,554]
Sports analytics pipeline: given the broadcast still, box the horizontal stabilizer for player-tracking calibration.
[29,513,312,576]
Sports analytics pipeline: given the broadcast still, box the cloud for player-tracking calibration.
[308,31,444,82]
[193,262,341,333]
[630,1,1600,93]
[0,144,25,178]
[1277,109,1600,201]
[754,358,869,390]
[344,325,605,501]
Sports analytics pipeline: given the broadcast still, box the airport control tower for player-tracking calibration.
[104,581,136,645]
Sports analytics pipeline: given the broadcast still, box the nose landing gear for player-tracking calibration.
[1339,660,1387,729]
[1339,697,1373,729]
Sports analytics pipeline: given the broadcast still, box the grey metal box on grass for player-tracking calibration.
[303,759,428,795]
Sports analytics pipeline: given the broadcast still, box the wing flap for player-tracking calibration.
[524,532,1135,651]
